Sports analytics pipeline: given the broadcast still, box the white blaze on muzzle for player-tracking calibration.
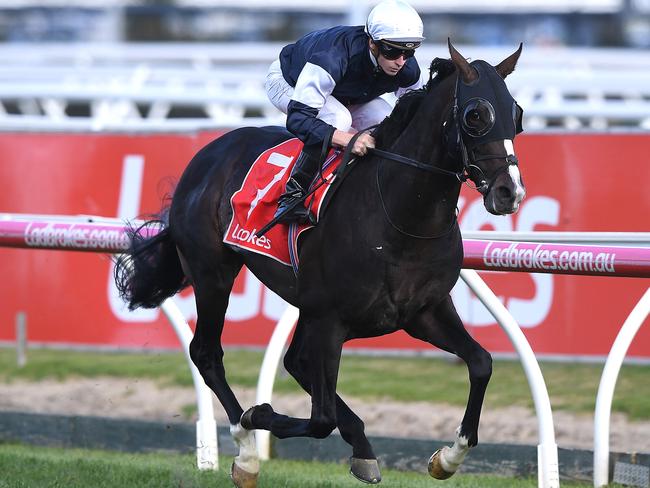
[504,139,526,204]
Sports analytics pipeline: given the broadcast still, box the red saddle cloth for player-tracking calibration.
[223,138,343,266]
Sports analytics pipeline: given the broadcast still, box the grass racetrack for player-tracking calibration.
[0,443,616,488]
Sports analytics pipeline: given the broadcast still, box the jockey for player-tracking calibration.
[265,0,425,223]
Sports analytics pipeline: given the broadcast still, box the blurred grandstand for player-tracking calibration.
[0,0,648,131]
[1,0,648,46]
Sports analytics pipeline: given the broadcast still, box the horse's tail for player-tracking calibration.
[113,217,189,310]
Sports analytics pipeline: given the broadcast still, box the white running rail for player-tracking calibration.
[593,288,650,487]
[253,233,650,488]
[461,269,560,488]
[254,304,300,460]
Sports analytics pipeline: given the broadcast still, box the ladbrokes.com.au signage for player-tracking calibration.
[0,132,648,359]
[23,222,130,251]
[482,241,616,274]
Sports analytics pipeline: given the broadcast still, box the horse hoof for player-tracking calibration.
[428,449,455,480]
[350,457,382,484]
[230,461,258,488]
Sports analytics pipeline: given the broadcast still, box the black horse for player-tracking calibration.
[115,41,525,487]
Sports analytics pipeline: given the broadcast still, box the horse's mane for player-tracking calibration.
[373,58,456,147]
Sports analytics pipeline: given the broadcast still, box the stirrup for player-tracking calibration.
[273,195,314,225]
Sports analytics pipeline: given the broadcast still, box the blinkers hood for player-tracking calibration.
[456,60,523,151]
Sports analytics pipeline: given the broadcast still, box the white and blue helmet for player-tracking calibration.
[365,0,425,45]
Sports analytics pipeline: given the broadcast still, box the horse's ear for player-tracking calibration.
[448,38,477,84]
[495,43,523,79]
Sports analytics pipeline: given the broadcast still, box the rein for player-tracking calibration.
[375,163,459,240]
[370,138,518,240]
[365,123,465,239]
[369,147,468,183]
[366,72,521,239]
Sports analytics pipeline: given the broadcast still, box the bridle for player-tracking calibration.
[364,71,521,238]
[459,143,520,196]
[360,74,520,193]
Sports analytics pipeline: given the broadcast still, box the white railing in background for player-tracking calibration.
[593,288,650,488]
[0,43,649,131]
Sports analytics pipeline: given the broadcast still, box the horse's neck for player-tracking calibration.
[378,82,461,238]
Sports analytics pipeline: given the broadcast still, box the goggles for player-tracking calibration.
[377,40,420,60]
[461,98,524,138]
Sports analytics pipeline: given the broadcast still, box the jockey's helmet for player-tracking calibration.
[365,0,425,47]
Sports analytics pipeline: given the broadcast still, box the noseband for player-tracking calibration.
[460,144,520,195]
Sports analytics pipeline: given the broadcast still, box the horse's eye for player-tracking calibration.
[461,98,495,137]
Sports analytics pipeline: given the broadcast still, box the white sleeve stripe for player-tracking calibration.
[291,62,336,110]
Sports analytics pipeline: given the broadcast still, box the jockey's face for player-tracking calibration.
[369,40,408,76]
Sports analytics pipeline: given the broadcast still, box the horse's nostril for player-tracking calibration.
[495,186,513,202]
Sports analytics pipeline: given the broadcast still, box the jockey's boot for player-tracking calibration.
[273,150,320,224]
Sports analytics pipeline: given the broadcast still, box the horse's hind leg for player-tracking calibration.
[282,320,380,483]
[405,295,492,480]
[178,245,259,486]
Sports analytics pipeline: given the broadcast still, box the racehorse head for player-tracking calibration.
[449,40,526,215]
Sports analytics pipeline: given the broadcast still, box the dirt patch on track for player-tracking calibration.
[2,377,649,453]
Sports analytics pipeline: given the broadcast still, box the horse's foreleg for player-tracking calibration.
[406,295,492,480]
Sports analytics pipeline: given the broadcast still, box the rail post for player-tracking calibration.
[254,304,299,459]
[460,269,560,488]
[593,287,650,487]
